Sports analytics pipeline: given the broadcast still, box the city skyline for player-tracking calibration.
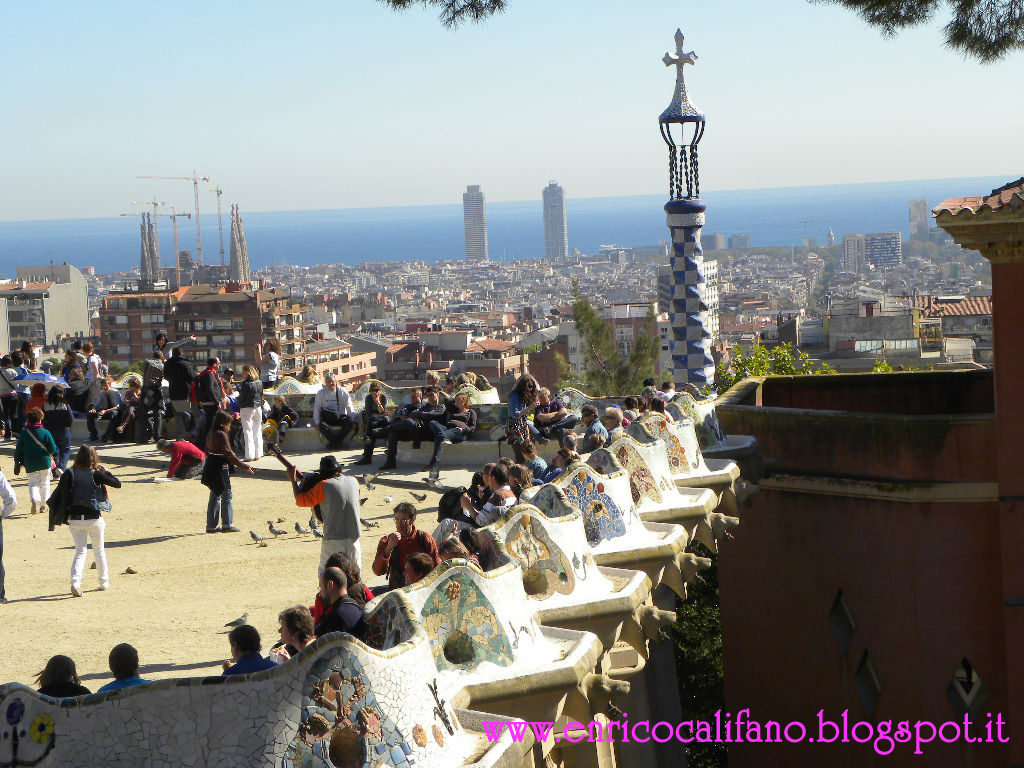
[2,1,1021,222]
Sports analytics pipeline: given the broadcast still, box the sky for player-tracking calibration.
[2,0,1020,222]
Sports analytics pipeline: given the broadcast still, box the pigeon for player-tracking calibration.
[311,525,324,539]
[383,496,393,504]
[295,521,311,535]
[366,481,377,491]
[358,473,379,491]
[276,517,286,524]
[268,521,287,537]
[250,530,266,544]
[308,514,319,530]
[411,492,427,503]
[122,567,138,575]
[423,476,442,489]
[224,612,248,628]
[360,517,379,529]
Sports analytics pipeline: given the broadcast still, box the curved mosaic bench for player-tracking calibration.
[670,392,727,449]
[629,414,741,499]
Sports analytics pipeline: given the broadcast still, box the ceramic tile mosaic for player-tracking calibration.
[553,465,629,547]
[671,392,727,448]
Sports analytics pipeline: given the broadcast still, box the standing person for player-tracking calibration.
[47,445,121,597]
[193,358,227,448]
[506,374,541,462]
[201,410,253,534]
[81,342,102,402]
[424,392,477,471]
[0,467,16,604]
[258,337,282,390]
[163,346,196,436]
[138,356,166,443]
[312,374,357,447]
[14,407,57,516]
[43,386,73,473]
[290,455,361,573]
[10,352,30,435]
[237,366,264,462]
[371,503,440,590]
[152,332,196,360]
[86,378,123,443]
[0,356,19,440]
[19,341,39,371]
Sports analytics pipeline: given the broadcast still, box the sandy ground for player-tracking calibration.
[0,448,472,690]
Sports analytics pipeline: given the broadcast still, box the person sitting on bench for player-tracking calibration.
[312,373,357,448]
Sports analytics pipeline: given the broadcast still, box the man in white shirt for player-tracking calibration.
[0,468,17,604]
[312,374,357,447]
[658,381,676,402]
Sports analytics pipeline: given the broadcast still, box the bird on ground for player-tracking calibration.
[295,521,311,535]
[311,526,324,539]
[411,492,427,502]
[268,521,287,536]
[122,567,138,575]
[358,473,379,490]
[308,514,319,530]
[224,612,249,628]
[423,477,442,489]
[250,531,266,544]
[383,496,393,504]
[360,518,380,529]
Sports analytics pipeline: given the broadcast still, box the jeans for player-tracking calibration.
[69,516,108,590]
[87,411,116,441]
[207,487,234,530]
[14,392,28,434]
[427,421,466,465]
[318,411,356,446]
[27,469,50,505]
[384,418,421,462]
[240,407,263,461]
[52,427,72,471]
[0,395,16,438]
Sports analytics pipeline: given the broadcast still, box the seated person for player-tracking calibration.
[35,655,91,697]
[65,368,94,414]
[312,374,357,447]
[362,382,390,440]
[87,378,124,442]
[536,448,580,485]
[97,643,149,692]
[311,551,375,622]
[372,502,440,589]
[270,605,317,664]
[602,407,625,442]
[265,395,299,445]
[357,387,447,470]
[508,464,532,501]
[577,404,609,454]
[658,380,676,402]
[460,463,516,527]
[621,396,639,424]
[438,538,477,564]
[109,381,143,441]
[519,441,548,480]
[223,625,278,676]
[648,397,673,421]
[314,567,366,638]
[404,553,436,585]
[533,387,579,439]
[157,438,206,480]
[424,392,477,471]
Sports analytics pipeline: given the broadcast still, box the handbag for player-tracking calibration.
[24,427,57,470]
[96,482,112,513]
[505,414,529,446]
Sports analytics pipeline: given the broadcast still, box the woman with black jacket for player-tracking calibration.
[48,445,121,597]
[362,382,389,441]
[43,385,74,474]
[237,365,264,462]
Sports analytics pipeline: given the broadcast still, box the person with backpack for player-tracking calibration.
[14,407,58,516]
[0,356,19,440]
[47,445,121,597]
[370,502,439,590]
[192,358,227,448]
[43,385,74,473]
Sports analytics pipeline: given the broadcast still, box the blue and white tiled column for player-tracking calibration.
[666,198,715,387]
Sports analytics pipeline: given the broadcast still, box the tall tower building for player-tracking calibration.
[542,181,568,261]
[909,199,930,241]
[229,204,251,282]
[826,226,836,246]
[463,185,489,261]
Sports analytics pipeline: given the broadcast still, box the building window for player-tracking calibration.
[113,315,128,325]
[116,345,131,356]
[140,314,165,324]
[108,331,129,341]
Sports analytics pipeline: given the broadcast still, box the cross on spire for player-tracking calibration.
[660,28,702,122]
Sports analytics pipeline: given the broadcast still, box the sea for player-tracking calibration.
[0,176,1010,275]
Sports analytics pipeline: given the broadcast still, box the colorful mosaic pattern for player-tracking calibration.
[611,442,664,505]
[673,393,727,447]
[282,649,412,768]
[420,573,515,672]
[554,388,594,415]
[559,467,628,547]
[363,595,417,652]
[638,415,687,473]
[666,201,716,386]
[504,512,575,600]
[0,696,56,765]
[352,380,498,407]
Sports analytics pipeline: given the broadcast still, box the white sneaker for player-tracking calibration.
[98,584,109,591]
[70,586,82,597]
[441,438,453,446]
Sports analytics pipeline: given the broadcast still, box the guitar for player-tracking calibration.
[268,443,323,523]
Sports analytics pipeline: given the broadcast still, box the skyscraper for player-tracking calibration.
[909,199,930,241]
[463,185,489,261]
[542,181,568,261]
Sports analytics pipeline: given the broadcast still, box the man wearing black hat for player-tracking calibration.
[291,455,362,574]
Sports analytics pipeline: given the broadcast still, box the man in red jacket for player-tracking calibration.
[371,503,439,589]
[157,439,205,480]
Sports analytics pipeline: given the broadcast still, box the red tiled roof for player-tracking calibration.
[0,281,53,291]
[934,177,1024,217]
[911,295,992,317]
[466,338,517,354]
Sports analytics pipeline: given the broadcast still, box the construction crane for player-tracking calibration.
[211,186,226,266]
[137,172,211,264]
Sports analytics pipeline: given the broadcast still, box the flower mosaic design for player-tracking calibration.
[421,573,515,672]
[639,415,687,471]
[615,443,664,505]
[504,513,575,600]
[30,712,54,744]
[560,469,628,547]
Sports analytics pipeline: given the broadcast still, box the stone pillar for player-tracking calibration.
[667,198,715,388]
[935,183,1024,759]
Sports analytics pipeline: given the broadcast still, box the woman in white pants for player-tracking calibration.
[48,445,121,597]
[237,366,264,462]
[14,407,58,515]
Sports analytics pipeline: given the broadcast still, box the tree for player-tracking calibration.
[714,342,836,395]
[557,282,660,395]
[814,0,1024,60]
[379,0,506,28]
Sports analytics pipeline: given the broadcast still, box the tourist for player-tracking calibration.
[621,396,640,423]
[640,385,659,407]
[312,552,374,620]
[460,462,516,526]
[87,377,123,443]
[424,392,477,471]
[291,455,361,572]
[438,537,477,565]
[194,357,228,448]
[138,356,167,443]
[649,397,673,421]
[15,407,58,516]
[459,528,493,570]
[506,374,541,462]
[659,380,677,402]
[59,349,80,382]
[312,373,357,447]
[48,445,120,596]
[403,553,435,586]
[371,502,440,589]
[602,406,625,443]
[223,625,278,676]
[153,332,196,360]
[533,388,579,441]
[537,448,579,485]
[82,342,102,401]
[362,381,390,442]
[265,395,299,445]
[508,464,532,500]
[157,438,205,480]
[10,352,30,435]
[19,341,40,371]
[43,385,73,473]
[258,337,282,390]
[519,440,548,480]
[64,367,93,414]
[163,347,196,435]
[201,410,253,533]
[0,356,18,440]
[271,606,317,664]
[97,643,149,692]
[474,373,492,391]
[467,466,492,510]
[109,380,142,441]
[315,567,366,638]
[26,382,47,414]
[0,466,16,604]
[237,365,264,462]
[358,387,446,469]
[35,655,90,697]
[578,404,609,454]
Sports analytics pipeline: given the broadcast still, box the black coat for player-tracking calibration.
[163,357,196,401]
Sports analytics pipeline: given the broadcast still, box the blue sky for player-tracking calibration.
[2,0,1019,221]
